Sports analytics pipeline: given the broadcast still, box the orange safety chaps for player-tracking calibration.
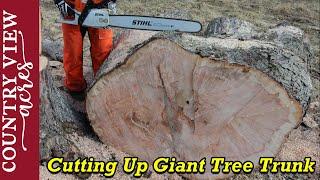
[62,0,113,92]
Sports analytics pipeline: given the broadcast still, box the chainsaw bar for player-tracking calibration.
[58,9,202,33]
[108,15,202,32]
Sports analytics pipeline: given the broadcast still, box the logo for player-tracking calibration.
[2,10,34,173]
[132,20,152,26]
[99,18,109,24]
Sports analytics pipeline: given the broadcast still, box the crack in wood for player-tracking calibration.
[156,65,177,156]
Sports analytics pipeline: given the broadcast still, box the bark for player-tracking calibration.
[205,17,259,40]
[40,56,87,161]
[86,30,311,178]
[42,39,63,62]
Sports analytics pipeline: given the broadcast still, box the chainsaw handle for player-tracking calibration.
[78,0,94,26]
[78,0,115,26]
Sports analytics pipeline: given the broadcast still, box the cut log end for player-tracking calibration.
[87,38,302,177]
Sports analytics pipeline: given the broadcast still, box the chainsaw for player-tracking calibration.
[56,1,202,33]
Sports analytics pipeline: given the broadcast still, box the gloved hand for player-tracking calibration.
[95,0,117,14]
[107,1,117,14]
[54,0,75,20]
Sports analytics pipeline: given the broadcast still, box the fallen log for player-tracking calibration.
[86,30,311,178]
[40,56,88,161]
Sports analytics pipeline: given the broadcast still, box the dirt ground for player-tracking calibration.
[40,0,319,179]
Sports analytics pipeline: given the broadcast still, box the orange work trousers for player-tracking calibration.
[62,24,113,92]
[62,0,112,92]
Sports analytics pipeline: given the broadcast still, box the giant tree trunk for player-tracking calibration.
[86,30,311,178]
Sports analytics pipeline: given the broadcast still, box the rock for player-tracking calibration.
[262,23,314,64]
[204,17,259,40]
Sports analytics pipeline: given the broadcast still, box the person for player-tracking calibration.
[54,0,116,96]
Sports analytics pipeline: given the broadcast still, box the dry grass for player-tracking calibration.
[41,0,320,83]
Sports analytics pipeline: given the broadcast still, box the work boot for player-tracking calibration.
[58,86,86,102]
[69,90,86,101]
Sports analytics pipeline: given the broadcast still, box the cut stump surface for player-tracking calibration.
[87,37,302,175]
